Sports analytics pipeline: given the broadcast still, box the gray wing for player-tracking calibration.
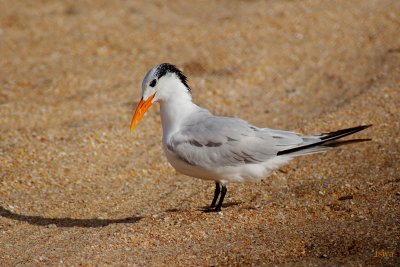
[167,112,305,168]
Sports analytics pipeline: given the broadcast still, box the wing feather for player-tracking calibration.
[167,114,304,168]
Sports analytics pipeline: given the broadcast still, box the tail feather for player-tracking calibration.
[277,125,372,156]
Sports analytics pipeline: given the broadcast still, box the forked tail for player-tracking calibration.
[277,125,372,156]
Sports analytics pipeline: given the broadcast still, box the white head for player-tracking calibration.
[130,63,191,132]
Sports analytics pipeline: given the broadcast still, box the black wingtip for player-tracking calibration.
[277,124,372,156]
[325,138,372,147]
[320,124,372,140]
[358,124,373,130]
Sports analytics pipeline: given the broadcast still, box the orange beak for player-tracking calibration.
[130,93,156,133]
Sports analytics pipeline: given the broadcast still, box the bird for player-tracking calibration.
[130,63,371,212]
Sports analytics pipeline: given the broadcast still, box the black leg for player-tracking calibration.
[209,182,221,209]
[215,185,227,212]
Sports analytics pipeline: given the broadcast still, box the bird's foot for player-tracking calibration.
[204,206,222,213]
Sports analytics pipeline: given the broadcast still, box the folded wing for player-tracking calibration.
[167,113,304,168]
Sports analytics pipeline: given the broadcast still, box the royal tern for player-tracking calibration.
[130,63,371,212]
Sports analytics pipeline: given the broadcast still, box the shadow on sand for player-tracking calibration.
[0,206,143,228]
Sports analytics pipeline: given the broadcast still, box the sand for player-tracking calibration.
[1,0,399,265]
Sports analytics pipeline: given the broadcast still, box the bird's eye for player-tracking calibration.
[149,79,157,87]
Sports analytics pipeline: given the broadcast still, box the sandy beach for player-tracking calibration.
[1,0,399,265]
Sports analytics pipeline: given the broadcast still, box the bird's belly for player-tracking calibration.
[163,145,217,181]
[162,144,291,183]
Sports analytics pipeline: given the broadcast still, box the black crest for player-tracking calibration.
[155,63,191,93]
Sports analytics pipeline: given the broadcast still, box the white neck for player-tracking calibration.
[156,76,198,142]
[159,97,198,143]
